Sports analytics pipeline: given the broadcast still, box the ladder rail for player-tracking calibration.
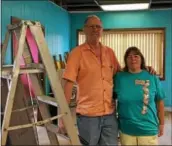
[1,24,27,145]
[29,22,81,145]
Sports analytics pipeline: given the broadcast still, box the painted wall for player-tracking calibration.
[1,0,71,64]
[70,10,172,107]
[1,1,171,106]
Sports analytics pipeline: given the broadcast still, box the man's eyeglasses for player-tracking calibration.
[85,25,102,29]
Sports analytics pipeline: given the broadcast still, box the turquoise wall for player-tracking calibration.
[1,1,171,107]
[70,10,172,107]
[1,0,71,64]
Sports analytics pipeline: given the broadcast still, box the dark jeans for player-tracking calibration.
[77,113,118,145]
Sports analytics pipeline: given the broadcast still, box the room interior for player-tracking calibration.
[1,0,172,145]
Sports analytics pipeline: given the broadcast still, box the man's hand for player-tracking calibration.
[57,79,74,135]
[57,119,67,134]
[146,66,157,75]
[158,124,164,137]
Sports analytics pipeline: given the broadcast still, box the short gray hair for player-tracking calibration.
[84,15,102,25]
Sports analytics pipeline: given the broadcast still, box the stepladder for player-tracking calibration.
[1,20,81,145]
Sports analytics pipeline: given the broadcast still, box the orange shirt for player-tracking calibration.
[63,42,121,116]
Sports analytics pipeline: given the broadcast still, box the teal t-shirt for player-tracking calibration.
[113,70,165,136]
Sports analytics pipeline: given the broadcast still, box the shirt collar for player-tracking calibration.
[82,42,107,52]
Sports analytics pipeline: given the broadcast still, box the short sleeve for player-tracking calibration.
[63,47,81,82]
[154,75,166,100]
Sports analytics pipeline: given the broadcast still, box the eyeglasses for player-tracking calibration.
[85,25,102,29]
[141,80,150,114]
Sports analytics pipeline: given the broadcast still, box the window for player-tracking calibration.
[77,28,165,80]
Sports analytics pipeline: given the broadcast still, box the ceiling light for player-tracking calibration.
[101,3,149,11]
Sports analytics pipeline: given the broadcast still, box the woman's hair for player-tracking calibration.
[123,46,147,72]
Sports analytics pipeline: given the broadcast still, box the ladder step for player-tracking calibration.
[20,68,44,74]
[2,63,44,69]
[1,66,44,79]
[1,105,38,115]
[37,95,76,108]
[37,95,58,107]
[24,63,44,69]
[6,114,66,131]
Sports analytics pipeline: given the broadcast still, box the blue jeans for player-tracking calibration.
[77,113,118,145]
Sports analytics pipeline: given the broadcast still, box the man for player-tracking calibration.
[61,15,120,145]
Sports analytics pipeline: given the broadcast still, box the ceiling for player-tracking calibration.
[50,0,172,12]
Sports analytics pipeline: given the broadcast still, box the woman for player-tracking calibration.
[113,46,165,145]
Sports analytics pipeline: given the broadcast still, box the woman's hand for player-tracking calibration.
[158,124,164,137]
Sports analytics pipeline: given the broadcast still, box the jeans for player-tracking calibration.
[77,113,118,145]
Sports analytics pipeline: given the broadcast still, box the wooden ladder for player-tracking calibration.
[1,20,80,145]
